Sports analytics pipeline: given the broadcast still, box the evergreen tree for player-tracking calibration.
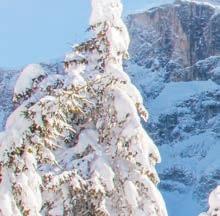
[199,186,220,216]
[0,0,167,215]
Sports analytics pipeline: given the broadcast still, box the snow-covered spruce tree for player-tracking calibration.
[199,186,220,216]
[13,64,47,104]
[0,0,167,215]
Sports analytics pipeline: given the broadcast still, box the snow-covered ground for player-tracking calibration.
[149,80,219,118]
[126,60,220,215]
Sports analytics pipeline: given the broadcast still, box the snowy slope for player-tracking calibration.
[126,60,220,216]
[0,69,19,131]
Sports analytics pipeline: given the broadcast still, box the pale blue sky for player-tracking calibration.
[0,0,172,68]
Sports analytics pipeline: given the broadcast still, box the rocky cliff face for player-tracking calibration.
[127,0,220,68]
[126,1,220,215]
[0,69,18,131]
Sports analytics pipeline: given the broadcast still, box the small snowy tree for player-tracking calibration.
[13,64,47,104]
[0,0,167,215]
[199,186,220,216]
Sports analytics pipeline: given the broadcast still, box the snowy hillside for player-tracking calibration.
[126,61,220,215]
[0,68,18,131]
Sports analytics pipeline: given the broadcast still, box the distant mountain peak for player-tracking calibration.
[126,1,220,215]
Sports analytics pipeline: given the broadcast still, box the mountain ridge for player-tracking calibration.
[126,0,220,215]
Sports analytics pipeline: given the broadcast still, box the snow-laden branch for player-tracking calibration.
[0,0,168,215]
